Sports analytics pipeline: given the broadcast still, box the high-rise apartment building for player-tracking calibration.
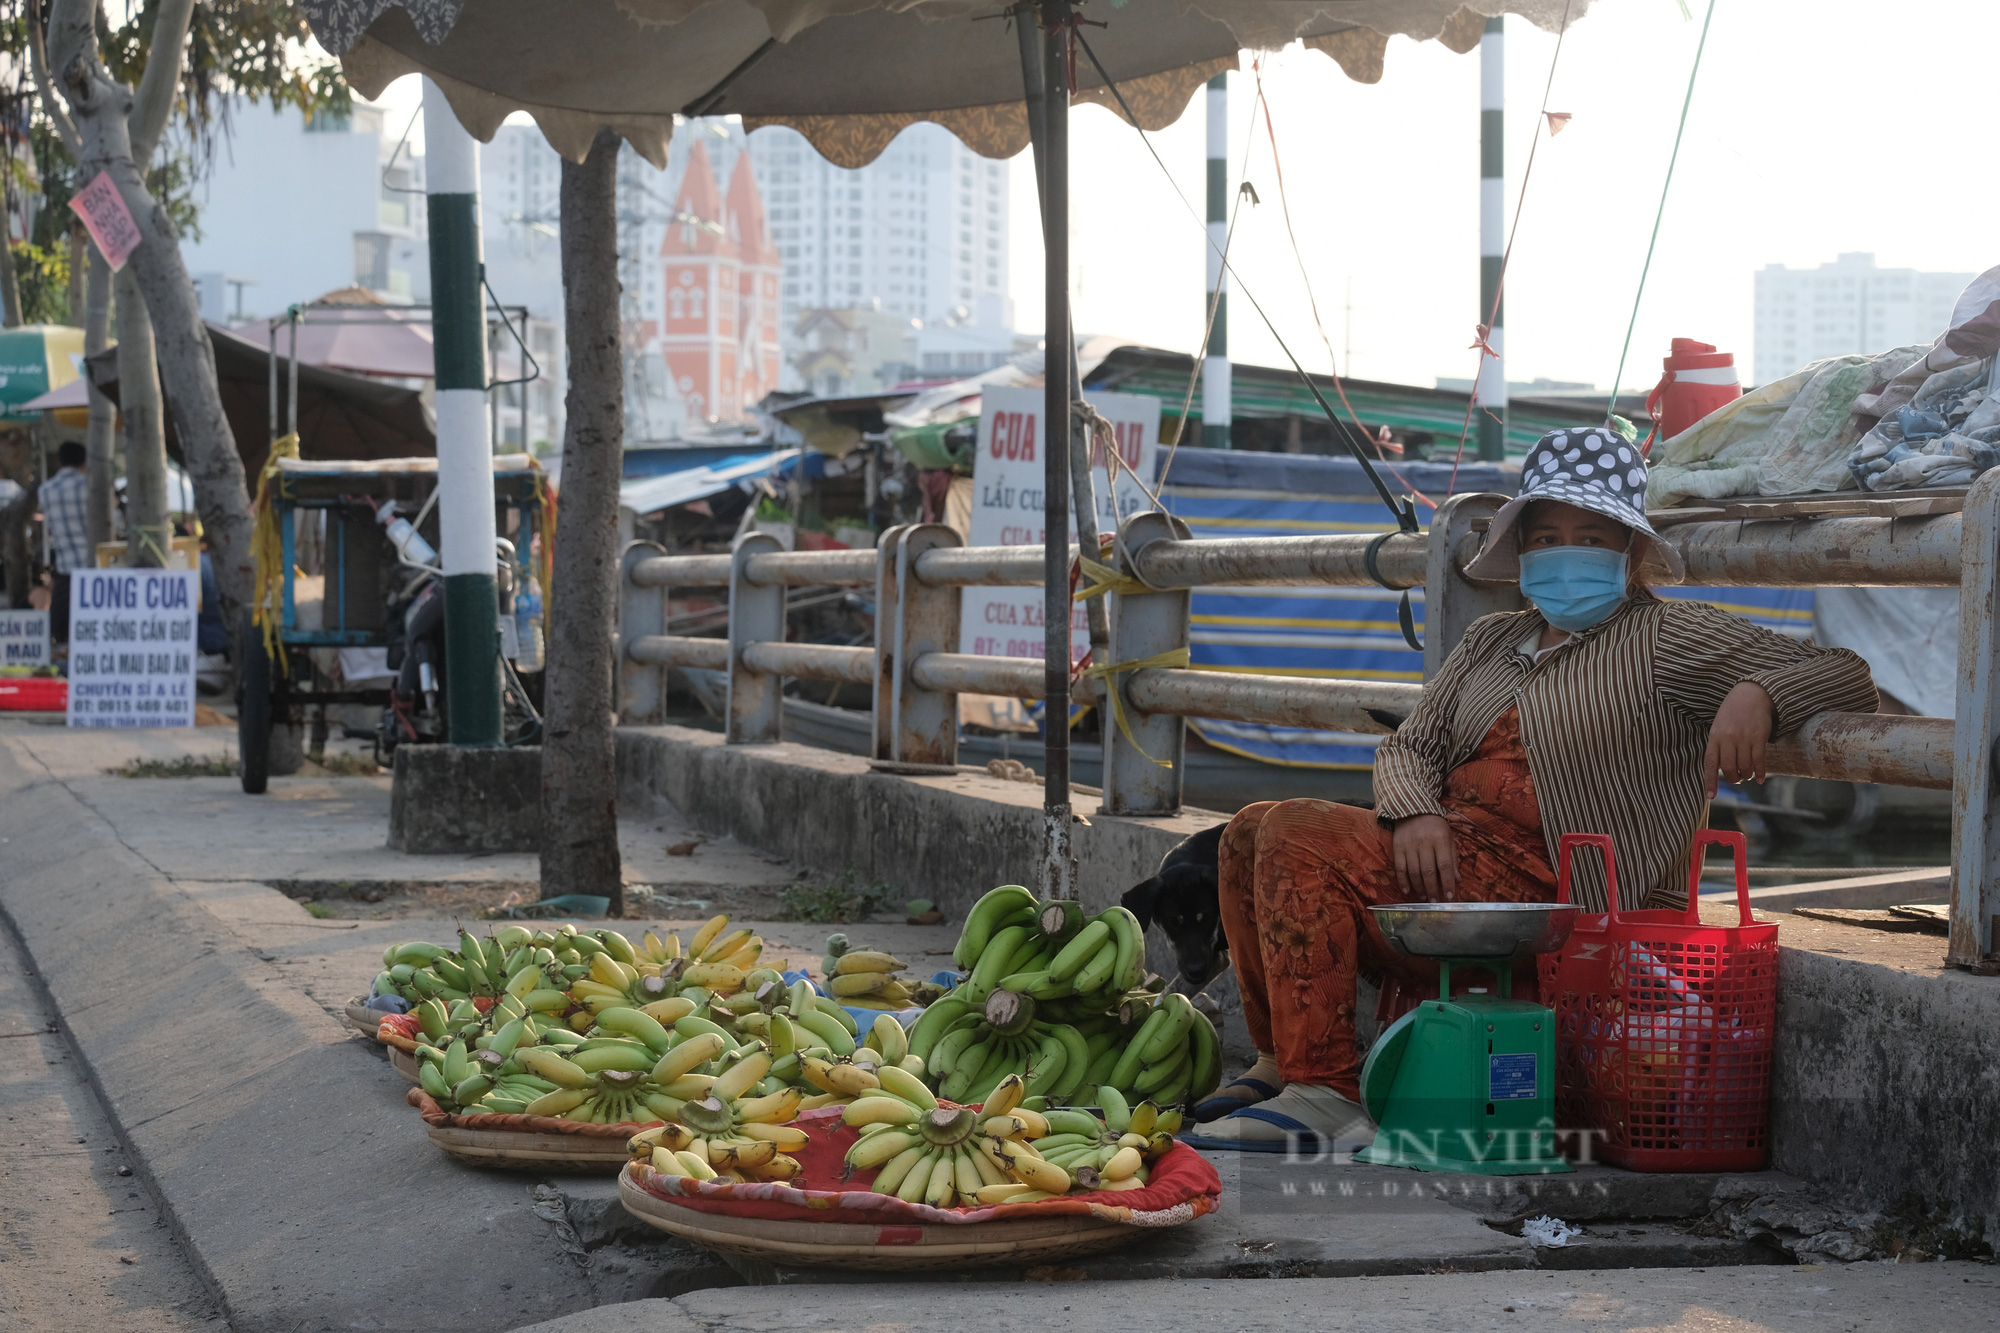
[1753,253,1971,383]
[746,122,1012,382]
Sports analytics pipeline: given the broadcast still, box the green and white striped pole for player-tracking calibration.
[423,79,502,746]
[1201,73,1232,451]
[1477,16,1507,462]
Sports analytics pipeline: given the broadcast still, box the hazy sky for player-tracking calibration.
[369,0,2000,394]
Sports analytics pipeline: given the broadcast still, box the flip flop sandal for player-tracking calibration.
[1181,1106,1323,1155]
[1191,1076,1280,1123]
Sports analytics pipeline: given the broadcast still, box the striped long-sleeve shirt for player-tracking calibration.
[1373,596,1879,911]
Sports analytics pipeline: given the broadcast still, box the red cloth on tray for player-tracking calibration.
[630,1107,1222,1227]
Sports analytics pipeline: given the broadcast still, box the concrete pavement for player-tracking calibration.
[2,719,1980,1332]
[507,1264,2000,1333]
[0,909,224,1332]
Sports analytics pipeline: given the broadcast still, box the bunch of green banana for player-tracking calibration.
[373,924,638,1012]
[1021,1088,1181,1191]
[767,977,863,1059]
[414,1021,566,1114]
[1086,990,1220,1107]
[841,1072,1072,1207]
[904,885,1170,1104]
[925,1007,1092,1105]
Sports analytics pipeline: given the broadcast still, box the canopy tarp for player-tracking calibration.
[303,1,1590,167]
[620,448,815,518]
[80,324,436,476]
[241,305,438,380]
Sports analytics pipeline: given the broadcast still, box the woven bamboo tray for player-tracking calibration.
[426,1124,636,1171]
[408,1088,651,1172]
[344,1000,388,1038]
[388,1046,422,1085]
[617,1168,1147,1269]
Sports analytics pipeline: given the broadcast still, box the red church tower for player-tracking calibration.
[660,141,782,427]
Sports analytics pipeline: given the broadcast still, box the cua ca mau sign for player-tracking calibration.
[66,569,199,729]
[961,385,1161,662]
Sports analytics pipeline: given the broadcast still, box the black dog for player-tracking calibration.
[1121,823,1229,987]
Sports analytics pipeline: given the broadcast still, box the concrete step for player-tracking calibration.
[503,1264,2000,1333]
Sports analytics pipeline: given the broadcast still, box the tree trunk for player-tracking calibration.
[540,129,625,912]
[0,239,21,327]
[46,0,255,637]
[66,221,87,323]
[114,268,170,567]
[83,247,115,549]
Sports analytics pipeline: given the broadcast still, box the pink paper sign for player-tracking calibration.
[68,171,143,271]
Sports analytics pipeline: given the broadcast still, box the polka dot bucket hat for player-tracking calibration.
[1464,427,1685,581]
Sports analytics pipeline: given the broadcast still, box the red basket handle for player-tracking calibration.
[1686,828,1752,927]
[1556,833,1622,920]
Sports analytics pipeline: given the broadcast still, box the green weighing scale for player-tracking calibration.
[1355,902,1578,1176]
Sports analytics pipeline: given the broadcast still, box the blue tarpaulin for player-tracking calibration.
[619,449,820,518]
[1153,450,1813,771]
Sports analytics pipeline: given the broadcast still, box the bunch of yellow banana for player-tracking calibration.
[460,1003,727,1125]
[568,949,687,1020]
[822,936,915,1010]
[1020,1087,1180,1192]
[840,1073,1073,1208]
[626,1048,806,1183]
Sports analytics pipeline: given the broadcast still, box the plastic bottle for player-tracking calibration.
[515,575,545,672]
[377,501,438,568]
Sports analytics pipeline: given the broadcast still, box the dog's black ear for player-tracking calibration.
[1121,876,1161,931]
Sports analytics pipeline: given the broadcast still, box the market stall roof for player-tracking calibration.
[239,296,438,379]
[620,448,812,518]
[78,323,436,476]
[1082,343,1632,456]
[302,1,1589,167]
[0,324,84,424]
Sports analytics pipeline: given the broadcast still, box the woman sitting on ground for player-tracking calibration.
[1185,428,1878,1152]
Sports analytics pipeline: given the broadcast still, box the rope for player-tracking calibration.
[1073,30,1416,534]
[1249,62,1434,519]
[1446,0,1576,494]
[1607,0,1719,434]
[1155,89,1260,495]
[1073,555,1148,602]
[249,433,301,675]
[530,457,557,626]
[1080,646,1191,766]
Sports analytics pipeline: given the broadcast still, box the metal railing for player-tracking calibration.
[620,484,2000,968]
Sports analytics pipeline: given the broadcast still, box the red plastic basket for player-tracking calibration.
[1540,830,1777,1172]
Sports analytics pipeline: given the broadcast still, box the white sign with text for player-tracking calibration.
[0,608,49,667]
[66,569,199,728]
[960,385,1162,663]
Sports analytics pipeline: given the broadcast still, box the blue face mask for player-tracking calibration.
[1519,546,1630,632]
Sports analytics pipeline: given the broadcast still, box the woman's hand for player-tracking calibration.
[1393,814,1458,898]
[1704,681,1776,798]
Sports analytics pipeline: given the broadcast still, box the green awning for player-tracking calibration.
[0,324,85,423]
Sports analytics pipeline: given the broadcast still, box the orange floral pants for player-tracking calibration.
[1218,709,1557,1100]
